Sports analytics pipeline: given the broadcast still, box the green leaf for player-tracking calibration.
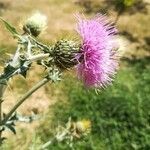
[0,17,19,36]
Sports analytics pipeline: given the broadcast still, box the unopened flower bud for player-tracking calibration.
[76,120,91,134]
[53,39,79,69]
[23,12,47,37]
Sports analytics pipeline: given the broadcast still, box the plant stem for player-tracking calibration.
[28,53,49,61]
[0,98,2,141]
[0,82,7,142]
[29,35,52,53]
[1,78,50,125]
[41,140,53,149]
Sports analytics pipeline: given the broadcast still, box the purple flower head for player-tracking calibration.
[76,14,119,88]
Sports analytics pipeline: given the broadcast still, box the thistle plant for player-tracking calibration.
[0,12,120,146]
[41,118,91,149]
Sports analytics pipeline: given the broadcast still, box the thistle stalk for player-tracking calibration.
[28,53,49,61]
[0,97,2,141]
[0,82,7,144]
[1,77,50,126]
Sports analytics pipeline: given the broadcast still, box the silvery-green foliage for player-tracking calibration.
[0,14,79,144]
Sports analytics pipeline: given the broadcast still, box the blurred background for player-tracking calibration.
[0,0,150,149]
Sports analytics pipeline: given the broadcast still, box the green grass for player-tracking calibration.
[33,58,150,150]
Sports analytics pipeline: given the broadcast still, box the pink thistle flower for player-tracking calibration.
[76,14,119,88]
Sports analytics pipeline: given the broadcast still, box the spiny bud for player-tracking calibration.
[23,12,47,37]
[53,39,79,69]
[76,120,91,134]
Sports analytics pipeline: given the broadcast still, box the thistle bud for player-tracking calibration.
[53,39,79,69]
[76,120,91,134]
[23,12,47,37]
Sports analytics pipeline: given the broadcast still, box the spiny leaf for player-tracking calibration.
[9,112,18,121]
[3,113,6,118]
[5,124,16,134]
[0,126,5,132]
[0,137,7,144]
[0,17,19,36]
